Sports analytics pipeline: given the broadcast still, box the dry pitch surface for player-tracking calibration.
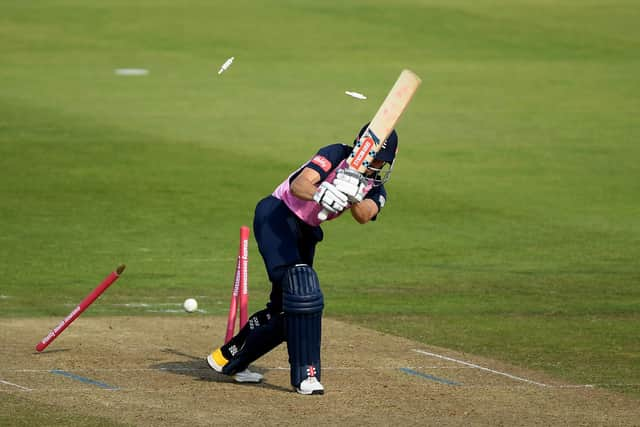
[1,317,638,426]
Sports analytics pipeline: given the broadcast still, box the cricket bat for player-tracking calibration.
[318,69,422,220]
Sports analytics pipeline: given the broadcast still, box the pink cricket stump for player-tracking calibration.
[224,226,250,343]
[224,257,241,343]
[239,226,250,329]
[35,264,126,352]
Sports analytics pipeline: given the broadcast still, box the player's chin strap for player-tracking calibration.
[367,160,394,186]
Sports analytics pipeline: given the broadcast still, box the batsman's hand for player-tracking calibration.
[333,168,367,203]
[313,181,348,215]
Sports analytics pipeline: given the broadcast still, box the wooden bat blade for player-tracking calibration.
[348,69,422,172]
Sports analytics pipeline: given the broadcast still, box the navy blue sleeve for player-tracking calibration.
[364,184,387,220]
[304,144,352,181]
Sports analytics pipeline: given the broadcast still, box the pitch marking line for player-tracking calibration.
[0,379,32,391]
[400,368,461,385]
[50,370,119,390]
[413,349,550,387]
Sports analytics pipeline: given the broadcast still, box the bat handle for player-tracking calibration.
[317,209,329,221]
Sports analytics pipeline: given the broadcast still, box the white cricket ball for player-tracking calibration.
[183,298,198,313]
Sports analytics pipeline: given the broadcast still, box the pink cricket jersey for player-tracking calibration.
[272,159,373,227]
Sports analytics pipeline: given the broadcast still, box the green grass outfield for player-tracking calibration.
[1,0,639,408]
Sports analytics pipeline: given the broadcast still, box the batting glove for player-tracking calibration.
[313,181,348,214]
[333,168,367,203]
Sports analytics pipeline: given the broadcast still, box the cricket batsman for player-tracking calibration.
[207,123,398,395]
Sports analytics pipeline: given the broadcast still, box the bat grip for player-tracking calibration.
[317,209,329,221]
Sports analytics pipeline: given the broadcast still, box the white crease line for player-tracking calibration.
[145,309,209,313]
[413,349,549,387]
[136,258,231,262]
[551,384,595,388]
[0,379,33,391]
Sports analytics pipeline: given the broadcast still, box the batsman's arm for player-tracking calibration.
[290,167,322,201]
[350,199,379,224]
[292,167,377,222]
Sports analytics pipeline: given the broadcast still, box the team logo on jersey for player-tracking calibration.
[311,155,331,172]
[378,195,386,208]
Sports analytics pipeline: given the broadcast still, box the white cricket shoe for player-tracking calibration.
[296,377,324,395]
[233,368,264,383]
[207,349,263,383]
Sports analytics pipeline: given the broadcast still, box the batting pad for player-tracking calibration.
[283,264,324,387]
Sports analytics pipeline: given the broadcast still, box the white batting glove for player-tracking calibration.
[313,181,348,214]
[333,168,367,203]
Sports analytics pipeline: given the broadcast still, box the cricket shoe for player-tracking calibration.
[233,368,264,383]
[206,348,228,373]
[206,348,263,383]
[296,377,324,395]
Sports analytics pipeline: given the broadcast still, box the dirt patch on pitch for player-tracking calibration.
[1,317,638,426]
